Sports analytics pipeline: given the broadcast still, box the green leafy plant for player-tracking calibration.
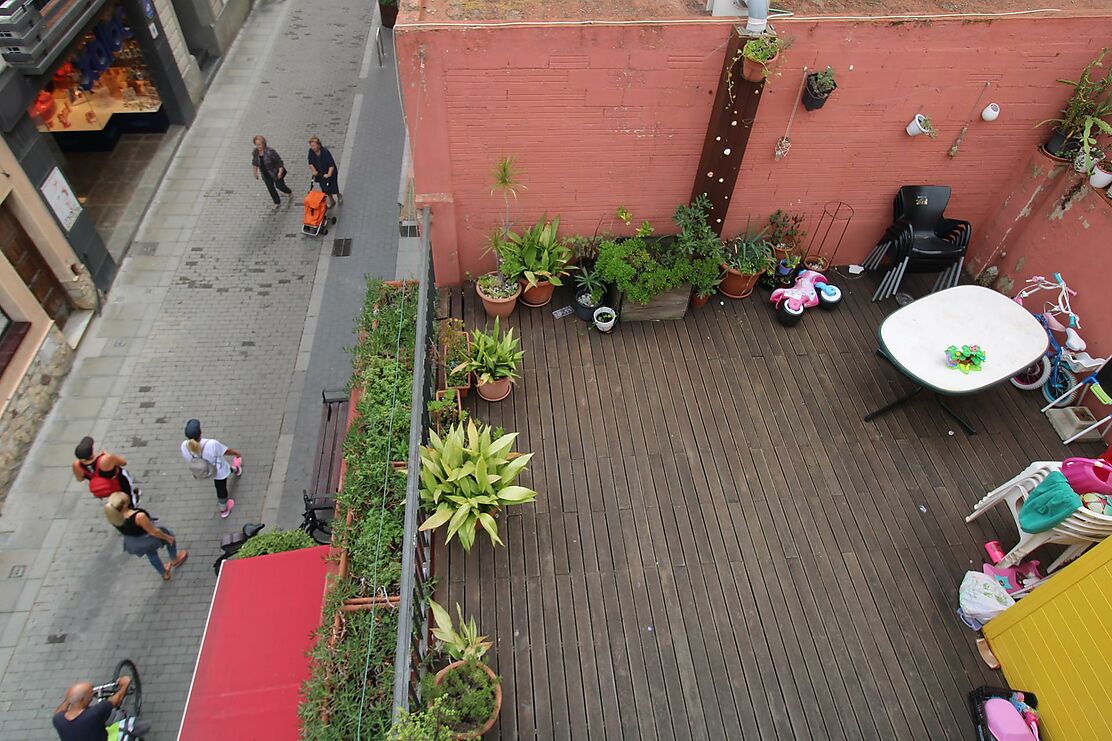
[234,529,315,559]
[429,600,493,662]
[1074,114,1112,172]
[595,235,686,304]
[387,696,457,741]
[453,318,523,386]
[476,269,518,299]
[595,308,616,323]
[490,156,523,234]
[422,660,499,736]
[440,318,470,388]
[574,266,607,305]
[616,205,632,224]
[428,389,467,432]
[809,66,836,95]
[767,209,807,254]
[919,114,938,139]
[742,35,789,64]
[724,222,774,274]
[673,195,722,260]
[497,216,573,289]
[418,419,537,551]
[1039,50,1112,139]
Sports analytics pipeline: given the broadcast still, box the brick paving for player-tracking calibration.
[0,0,400,737]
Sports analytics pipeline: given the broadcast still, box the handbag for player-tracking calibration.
[1061,457,1112,496]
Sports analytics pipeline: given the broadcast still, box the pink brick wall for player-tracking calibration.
[396,18,1110,288]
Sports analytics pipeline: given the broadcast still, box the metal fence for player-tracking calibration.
[391,206,435,719]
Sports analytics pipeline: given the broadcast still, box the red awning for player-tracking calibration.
[178,545,332,740]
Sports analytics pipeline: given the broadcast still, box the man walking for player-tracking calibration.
[181,419,242,518]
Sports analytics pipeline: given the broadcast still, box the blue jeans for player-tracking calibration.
[145,540,178,575]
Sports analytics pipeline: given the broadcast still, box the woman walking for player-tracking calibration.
[181,418,242,518]
[251,135,293,210]
[104,492,187,581]
[307,136,341,208]
[72,436,140,504]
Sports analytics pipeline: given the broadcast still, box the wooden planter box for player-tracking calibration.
[613,282,691,321]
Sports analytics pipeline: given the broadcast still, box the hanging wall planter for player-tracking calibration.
[801,67,837,111]
[906,114,936,138]
[740,35,788,83]
[1090,162,1112,189]
[981,103,1000,122]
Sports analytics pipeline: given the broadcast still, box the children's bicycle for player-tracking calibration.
[1009,274,1102,407]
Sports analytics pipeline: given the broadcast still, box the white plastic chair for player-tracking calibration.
[965,462,1060,524]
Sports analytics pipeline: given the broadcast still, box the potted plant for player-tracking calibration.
[593,307,617,333]
[1039,51,1112,158]
[721,227,774,299]
[428,389,466,436]
[741,35,788,83]
[674,195,725,309]
[476,156,526,318]
[595,220,691,321]
[475,269,522,319]
[498,216,573,308]
[1091,157,1112,189]
[573,267,607,322]
[440,318,471,399]
[425,601,502,738]
[766,209,806,263]
[453,318,524,403]
[378,0,399,29]
[907,114,937,138]
[802,66,836,110]
[1072,114,1112,174]
[418,420,537,550]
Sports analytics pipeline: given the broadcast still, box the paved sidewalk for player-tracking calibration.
[0,0,397,737]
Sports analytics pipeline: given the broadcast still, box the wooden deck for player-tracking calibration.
[435,276,1102,740]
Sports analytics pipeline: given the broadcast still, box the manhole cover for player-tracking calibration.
[332,238,352,257]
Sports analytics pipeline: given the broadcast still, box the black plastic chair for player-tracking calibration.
[863,185,972,301]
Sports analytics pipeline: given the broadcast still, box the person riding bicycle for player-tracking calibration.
[52,674,150,741]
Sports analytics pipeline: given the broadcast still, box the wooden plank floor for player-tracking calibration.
[434,275,1102,740]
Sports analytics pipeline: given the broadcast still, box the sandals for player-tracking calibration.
[163,551,190,581]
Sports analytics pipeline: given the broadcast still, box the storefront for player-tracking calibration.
[0,0,200,290]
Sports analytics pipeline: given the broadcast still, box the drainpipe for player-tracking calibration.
[709,0,770,32]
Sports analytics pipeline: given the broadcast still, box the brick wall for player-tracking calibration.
[396,18,1110,285]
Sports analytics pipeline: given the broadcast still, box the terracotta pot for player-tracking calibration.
[433,660,502,739]
[690,293,711,309]
[477,377,512,402]
[476,276,521,319]
[741,51,777,83]
[719,266,760,299]
[519,278,555,307]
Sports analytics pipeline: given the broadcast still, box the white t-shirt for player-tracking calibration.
[180,438,231,480]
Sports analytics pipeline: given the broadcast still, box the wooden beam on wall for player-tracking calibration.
[690,28,765,236]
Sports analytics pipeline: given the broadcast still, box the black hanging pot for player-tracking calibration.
[801,74,836,111]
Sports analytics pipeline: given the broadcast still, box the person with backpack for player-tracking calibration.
[180,419,242,518]
[103,492,187,581]
[72,437,140,505]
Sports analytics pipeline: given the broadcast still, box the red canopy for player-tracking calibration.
[178,545,332,740]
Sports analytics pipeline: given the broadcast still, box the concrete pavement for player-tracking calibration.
[0,0,404,736]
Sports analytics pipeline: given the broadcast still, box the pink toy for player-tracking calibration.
[770,269,842,326]
[985,540,1006,564]
[984,697,1037,740]
[983,560,1042,594]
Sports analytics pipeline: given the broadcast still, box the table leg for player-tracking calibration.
[864,385,924,422]
[935,394,977,435]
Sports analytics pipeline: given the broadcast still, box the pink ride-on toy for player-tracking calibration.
[770,269,842,326]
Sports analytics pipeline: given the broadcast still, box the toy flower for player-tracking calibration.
[945,344,986,374]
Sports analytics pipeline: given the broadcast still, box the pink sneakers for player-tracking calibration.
[220,499,235,519]
[232,456,243,477]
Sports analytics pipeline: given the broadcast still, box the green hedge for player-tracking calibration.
[233,530,315,560]
[299,280,419,740]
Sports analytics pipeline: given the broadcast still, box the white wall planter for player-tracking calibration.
[1090,164,1112,189]
[981,103,1000,122]
[906,114,930,137]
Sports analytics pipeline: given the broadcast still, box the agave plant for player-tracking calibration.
[498,216,573,289]
[418,419,537,550]
[429,600,492,662]
[452,318,524,385]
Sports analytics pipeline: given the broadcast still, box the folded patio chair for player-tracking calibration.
[863,185,972,302]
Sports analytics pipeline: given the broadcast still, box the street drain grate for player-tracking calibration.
[331,238,352,257]
[47,634,67,644]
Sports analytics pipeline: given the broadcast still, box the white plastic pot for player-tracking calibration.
[593,306,617,333]
[1090,164,1112,189]
[981,103,1000,122]
[1074,150,1102,174]
[906,114,930,137]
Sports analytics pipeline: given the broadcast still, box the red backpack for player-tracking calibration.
[85,455,121,498]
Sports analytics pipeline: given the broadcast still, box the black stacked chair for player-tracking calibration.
[863,185,972,301]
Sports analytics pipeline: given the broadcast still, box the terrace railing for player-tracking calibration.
[392,206,436,719]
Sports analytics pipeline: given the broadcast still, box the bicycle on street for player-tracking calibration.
[91,659,143,738]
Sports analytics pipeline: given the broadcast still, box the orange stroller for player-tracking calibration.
[302,182,336,236]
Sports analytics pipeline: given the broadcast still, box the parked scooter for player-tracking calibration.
[212,523,266,575]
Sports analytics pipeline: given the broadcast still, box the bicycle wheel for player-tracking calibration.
[1043,368,1080,408]
[1011,356,1051,391]
[113,659,142,720]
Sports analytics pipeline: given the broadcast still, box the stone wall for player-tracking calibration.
[0,326,74,503]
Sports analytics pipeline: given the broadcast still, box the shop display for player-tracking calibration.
[30,25,161,134]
